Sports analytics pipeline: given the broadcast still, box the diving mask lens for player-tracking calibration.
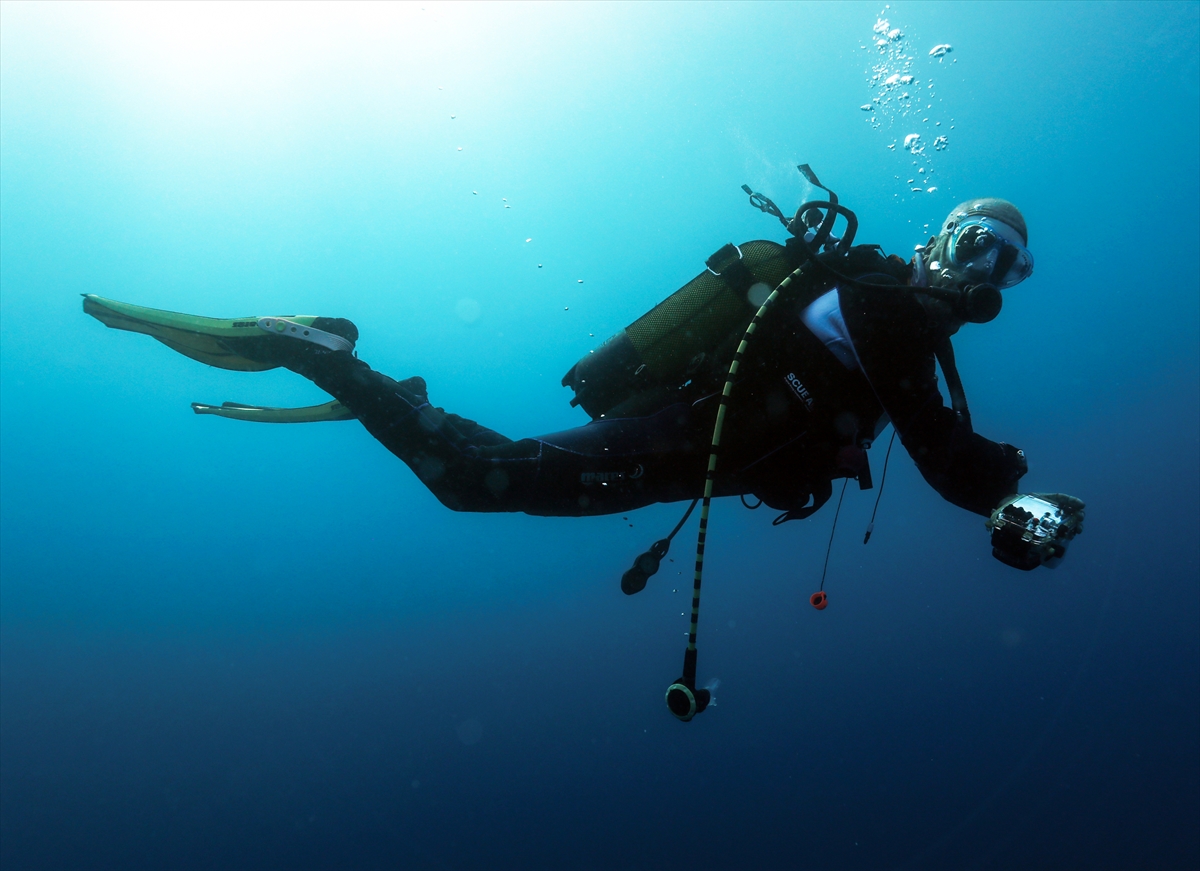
[949,218,1033,289]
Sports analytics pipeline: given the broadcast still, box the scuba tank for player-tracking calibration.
[561,240,800,420]
[562,166,864,421]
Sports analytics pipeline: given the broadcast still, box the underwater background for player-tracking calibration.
[2,2,1197,869]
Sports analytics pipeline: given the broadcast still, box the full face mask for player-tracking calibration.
[945,216,1034,288]
[927,198,1032,292]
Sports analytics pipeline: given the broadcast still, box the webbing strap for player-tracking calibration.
[705,243,756,294]
[797,165,841,254]
[741,184,791,229]
[935,338,972,431]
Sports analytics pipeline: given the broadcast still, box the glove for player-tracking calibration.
[986,493,1085,571]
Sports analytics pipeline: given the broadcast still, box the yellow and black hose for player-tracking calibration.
[666,262,809,721]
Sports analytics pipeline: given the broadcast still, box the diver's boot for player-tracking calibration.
[82,294,358,371]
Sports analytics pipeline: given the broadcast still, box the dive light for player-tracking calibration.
[665,648,711,722]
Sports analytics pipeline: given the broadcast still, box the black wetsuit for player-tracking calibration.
[286,247,1027,519]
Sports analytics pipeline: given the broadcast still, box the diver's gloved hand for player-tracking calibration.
[986,492,1085,571]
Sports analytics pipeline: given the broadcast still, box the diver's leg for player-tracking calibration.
[285,348,709,516]
[280,348,528,509]
[521,404,709,516]
[79,296,705,513]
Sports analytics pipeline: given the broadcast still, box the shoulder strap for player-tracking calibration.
[934,338,972,431]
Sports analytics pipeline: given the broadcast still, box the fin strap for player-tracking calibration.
[256,318,354,353]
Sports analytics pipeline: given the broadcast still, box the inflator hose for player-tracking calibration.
[670,260,809,721]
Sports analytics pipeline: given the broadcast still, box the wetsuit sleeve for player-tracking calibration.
[838,284,1026,516]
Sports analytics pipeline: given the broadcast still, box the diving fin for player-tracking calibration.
[81,294,355,371]
[191,400,355,423]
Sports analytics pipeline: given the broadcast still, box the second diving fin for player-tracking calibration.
[191,400,355,423]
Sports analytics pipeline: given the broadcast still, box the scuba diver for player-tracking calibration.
[84,166,1084,721]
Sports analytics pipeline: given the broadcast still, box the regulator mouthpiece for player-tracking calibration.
[961,282,1003,323]
[918,282,1003,324]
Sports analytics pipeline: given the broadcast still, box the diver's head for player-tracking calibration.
[925,198,1033,291]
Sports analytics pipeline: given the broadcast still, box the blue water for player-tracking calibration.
[2,3,1197,869]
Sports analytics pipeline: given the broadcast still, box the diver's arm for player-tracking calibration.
[887,389,1027,516]
[839,285,1026,516]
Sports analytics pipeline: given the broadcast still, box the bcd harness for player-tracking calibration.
[562,168,979,439]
